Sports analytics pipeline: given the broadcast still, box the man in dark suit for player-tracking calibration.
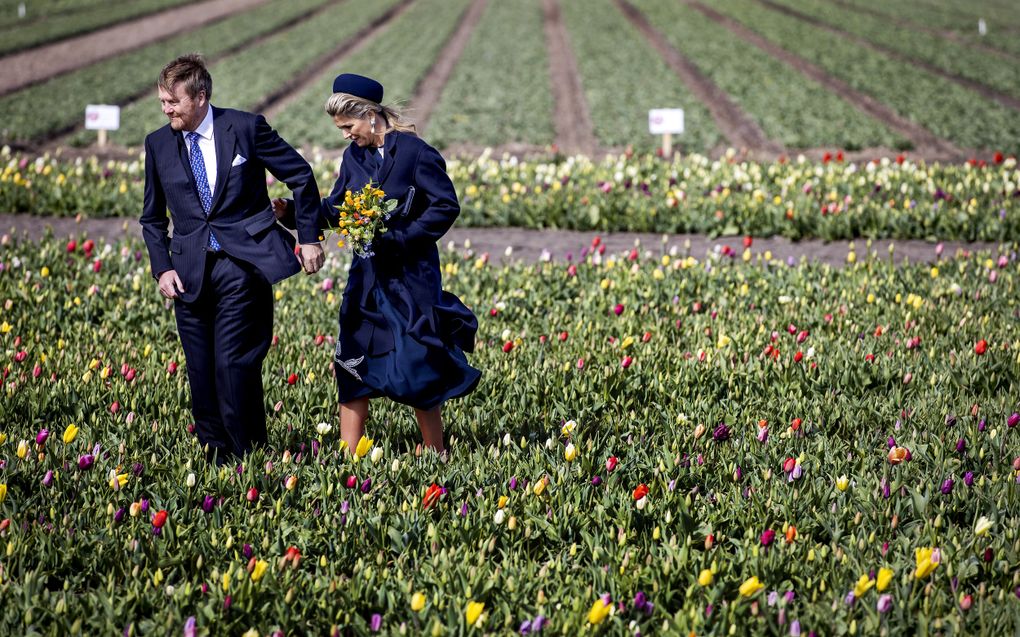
[140,54,323,463]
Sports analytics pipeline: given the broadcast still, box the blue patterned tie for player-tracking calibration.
[187,131,221,251]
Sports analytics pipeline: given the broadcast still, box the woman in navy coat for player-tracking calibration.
[276,74,479,455]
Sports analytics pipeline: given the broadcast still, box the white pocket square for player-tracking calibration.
[231,154,247,167]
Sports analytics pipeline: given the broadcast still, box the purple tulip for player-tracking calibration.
[243,544,253,559]
[360,478,372,493]
[35,429,49,445]
[202,495,215,513]
[520,620,533,635]
[459,502,469,517]
[785,590,796,603]
[340,500,349,514]
[844,591,856,606]
[978,419,987,432]
[712,424,730,442]
[945,414,956,427]
[882,482,891,499]
[223,595,231,611]
[591,475,602,486]
[140,498,149,513]
[964,471,975,487]
[789,620,801,636]
[956,438,966,453]
[877,594,893,613]
[531,615,546,632]
[761,529,776,546]
[42,470,54,487]
[941,478,954,495]
[184,616,197,637]
[370,613,382,632]
[1008,413,1020,428]
[114,507,126,523]
[509,476,518,490]
[78,454,94,470]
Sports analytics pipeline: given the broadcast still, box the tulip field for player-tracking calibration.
[1,225,1019,635]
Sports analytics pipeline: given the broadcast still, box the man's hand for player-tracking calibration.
[271,198,288,220]
[157,270,185,299]
[299,243,324,274]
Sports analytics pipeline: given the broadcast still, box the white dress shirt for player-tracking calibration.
[183,107,217,197]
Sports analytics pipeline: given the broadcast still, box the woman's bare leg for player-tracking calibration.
[340,398,370,454]
[414,405,445,453]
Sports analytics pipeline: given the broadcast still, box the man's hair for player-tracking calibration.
[158,54,212,100]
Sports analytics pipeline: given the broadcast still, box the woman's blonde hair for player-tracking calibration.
[324,93,415,134]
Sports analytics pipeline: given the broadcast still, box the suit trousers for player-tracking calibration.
[174,251,273,460]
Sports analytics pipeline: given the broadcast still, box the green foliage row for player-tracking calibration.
[271,0,473,151]
[769,0,1020,102]
[0,232,1018,634]
[627,0,903,151]
[0,0,333,146]
[426,0,555,148]
[558,0,721,152]
[711,0,1020,154]
[0,0,198,56]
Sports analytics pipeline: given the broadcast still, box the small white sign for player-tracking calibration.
[85,105,120,130]
[649,108,684,135]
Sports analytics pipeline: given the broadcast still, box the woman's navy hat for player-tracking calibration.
[331,73,384,103]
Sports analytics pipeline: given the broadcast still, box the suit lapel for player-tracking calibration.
[376,132,398,186]
[176,131,198,191]
[209,108,235,215]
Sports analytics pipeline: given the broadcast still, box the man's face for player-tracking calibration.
[158,83,207,132]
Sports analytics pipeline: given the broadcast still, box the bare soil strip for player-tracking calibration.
[40,0,347,152]
[257,0,416,118]
[685,0,961,159]
[828,0,1020,63]
[409,0,488,136]
[0,212,999,269]
[0,0,272,97]
[616,0,783,154]
[755,0,1020,112]
[542,0,599,156]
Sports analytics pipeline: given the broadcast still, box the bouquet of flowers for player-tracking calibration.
[330,183,399,257]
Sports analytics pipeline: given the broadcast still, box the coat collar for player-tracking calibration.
[208,106,235,214]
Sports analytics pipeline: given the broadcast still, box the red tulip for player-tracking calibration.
[974,340,987,355]
[82,239,95,255]
[641,331,652,343]
[993,151,1004,164]
[794,351,803,362]
[489,308,498,317]
[423,483,443,509]
[632,484,649,501]
[167,361,178,375]
[606,456,619,472]
[287,373,298,385]
[790,418,802,431]
[558,331,569,342]
[502,341,514,353]
[621,356,632,369]
[782,457,796,473]
[346,475,357,489]
[92,260,102,273]
[247,487,259,502]
[66,240,77,253]
[152,510,168,528]
[110,401,120,414]
[743,236,753,248]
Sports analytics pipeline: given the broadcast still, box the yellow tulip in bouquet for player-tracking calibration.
[330,183,399,257]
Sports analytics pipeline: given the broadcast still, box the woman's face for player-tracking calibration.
[333,114,378,147]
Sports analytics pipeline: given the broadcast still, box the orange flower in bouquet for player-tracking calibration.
[330,183,399,257]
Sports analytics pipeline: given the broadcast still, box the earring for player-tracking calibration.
[370,118,376,134]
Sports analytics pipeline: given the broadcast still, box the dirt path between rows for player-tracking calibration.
[0,0,272,97]
[755,0,1020,113]
[0,213,1005,268]
[542,0,599,156]
[42,0,347,152]
[411,0,487,136]
[685,0,962,160]
[827,0,1020,63]
[258,0,416,119]
[616,0,783,155]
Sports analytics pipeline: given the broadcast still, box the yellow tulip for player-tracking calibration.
[739,576,764,597]
[497,495,509,509]
[564,443,577,462]
[853,574,874,598]
[221,571,230,592]
[16,440,29,459]
[411,592,426,612]
[698,569,713,586]
[251,559,268,582]
[587,597,611,624]
[465,600,484,626]
[533,476,548,496]
[836,475,850,492]
[354,436,374,459]
[0,484,6,503]
[109,473,128,491]
[242,629,259,637]
[974,516,993,537]
[914,547,940,579]
[0,432,7,445]
[876,567,894,592]
[62,424,79,444]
